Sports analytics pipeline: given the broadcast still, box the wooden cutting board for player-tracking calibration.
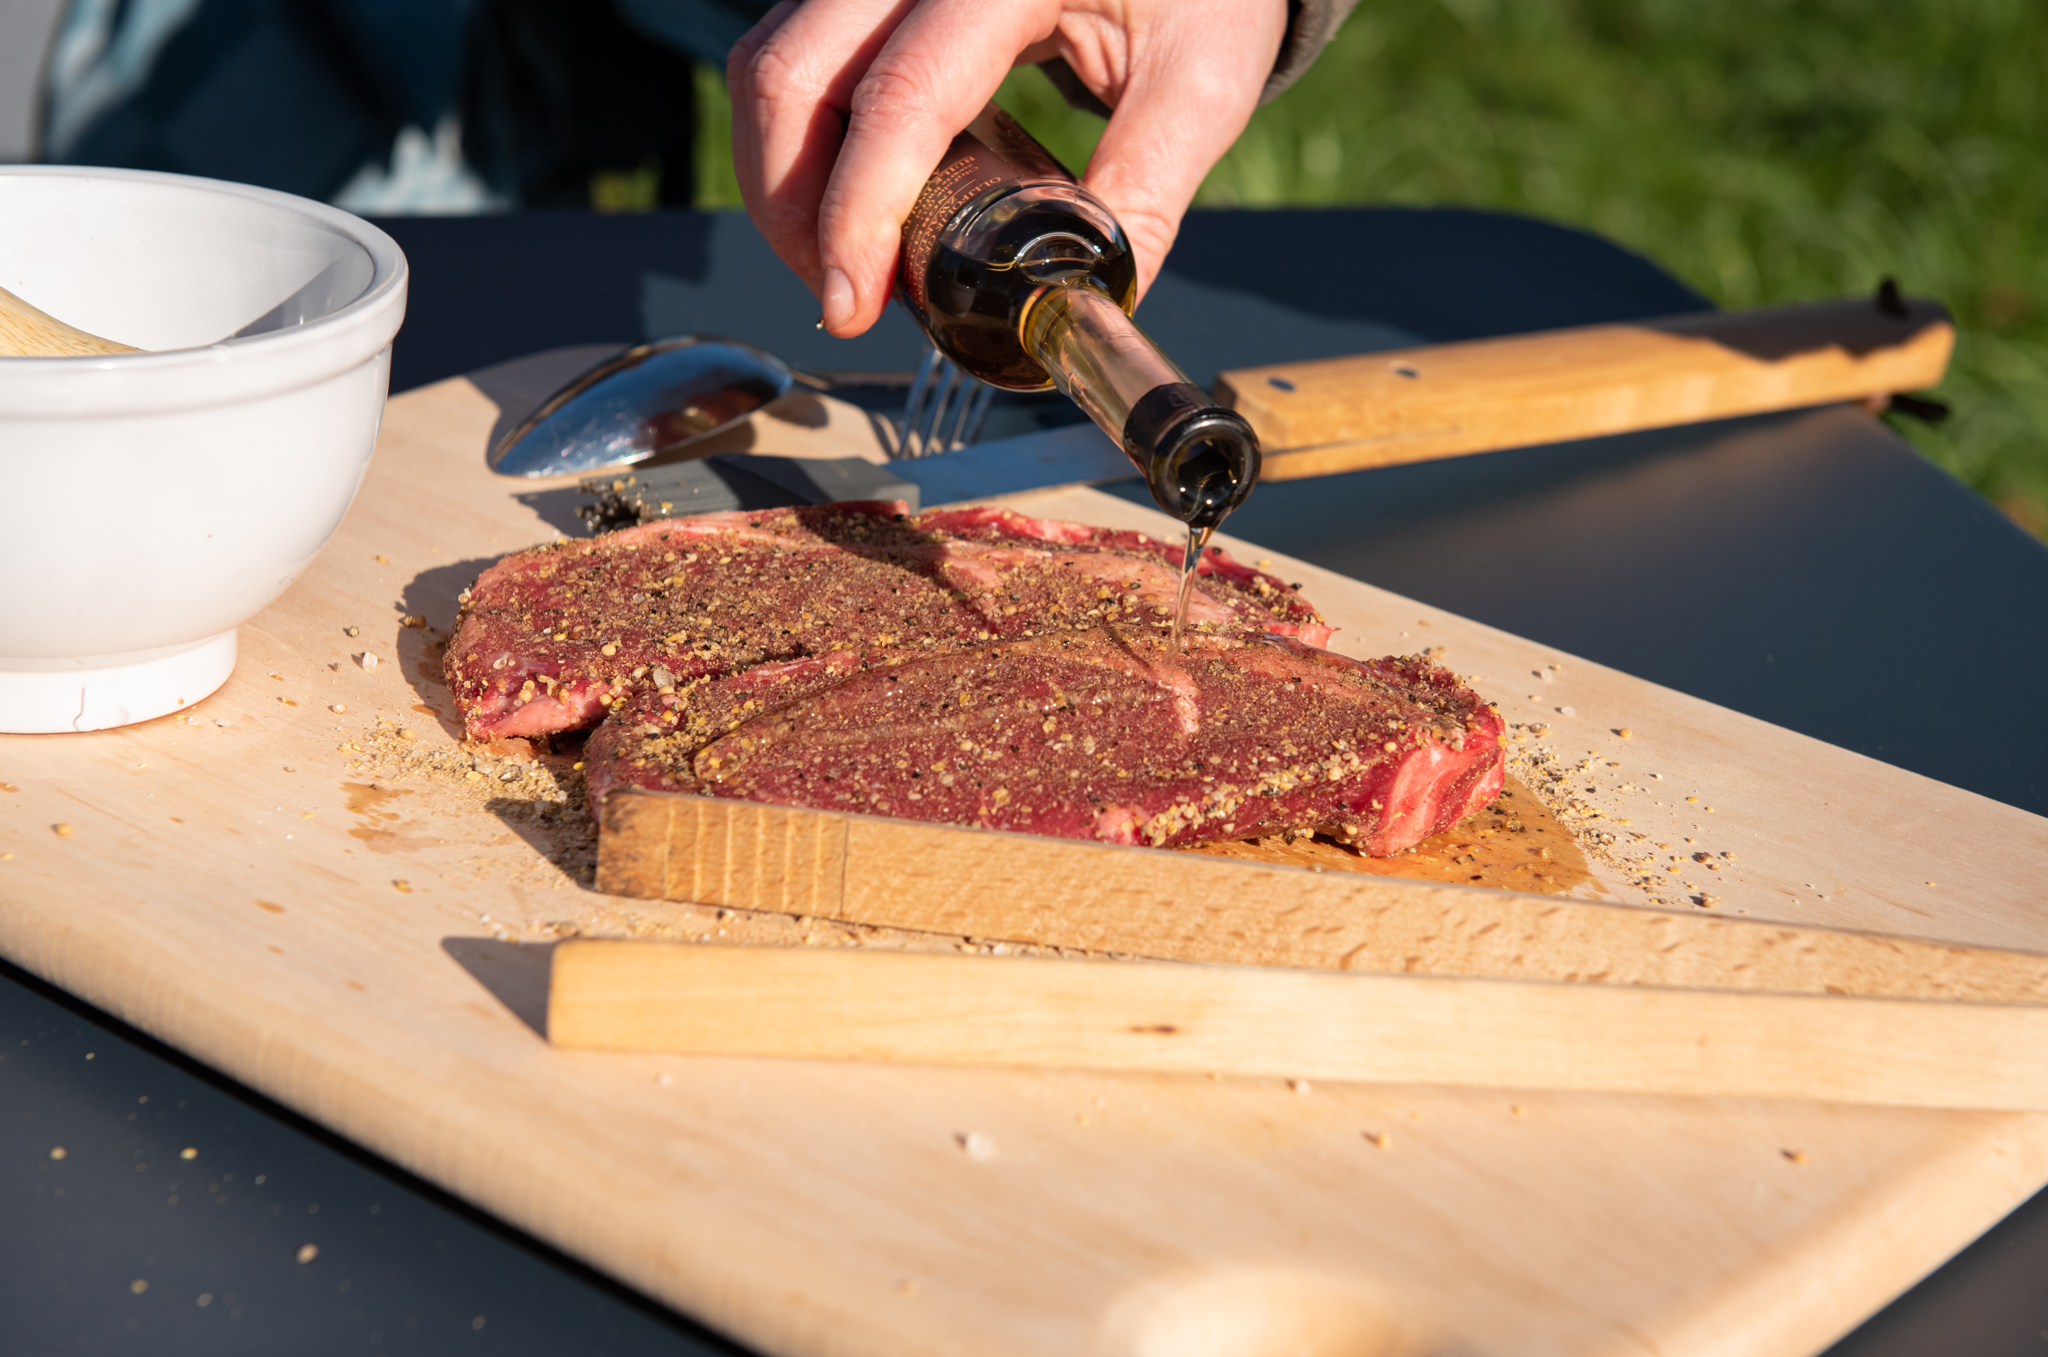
[5,377,2048,1357]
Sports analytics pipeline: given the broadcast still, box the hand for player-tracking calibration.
[728,0,1289,337]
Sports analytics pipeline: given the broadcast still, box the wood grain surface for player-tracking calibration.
[550,942,2048,1110]
[595,791,2048,1005]
[1217,296,1954,479]
[5,375,2047,1357]
[0,280,142,356]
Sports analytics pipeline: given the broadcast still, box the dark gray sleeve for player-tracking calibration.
[1038,0,1360,117]
[612,0,780,66]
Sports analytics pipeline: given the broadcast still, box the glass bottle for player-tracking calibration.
[895,105,1259,529]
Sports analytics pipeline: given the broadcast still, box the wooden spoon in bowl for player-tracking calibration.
[0,283,141,357]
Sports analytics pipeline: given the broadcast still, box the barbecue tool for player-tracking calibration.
[895,346,996,459]
[489,335,994,477]
[517,290,1954,516]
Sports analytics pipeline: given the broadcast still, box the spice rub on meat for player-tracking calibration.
[913,506,1329,644]
[585,627,1505,856]
[449,503,1506,856]
[445,502,1329,740]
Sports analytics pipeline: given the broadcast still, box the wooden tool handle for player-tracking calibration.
[0,283,141,357]
[548,941,2048,1111]
[1215,295,1953,481]
[595,791,2048,1006]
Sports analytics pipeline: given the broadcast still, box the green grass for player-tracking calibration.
[696,3,2048,534]
[693,62,743,211]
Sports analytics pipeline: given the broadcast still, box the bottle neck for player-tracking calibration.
[1020,283,1260,528]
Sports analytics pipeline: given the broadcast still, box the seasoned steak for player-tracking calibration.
[585,627,1504,856]
[912,506,1329,642]
[446,502,1328,740]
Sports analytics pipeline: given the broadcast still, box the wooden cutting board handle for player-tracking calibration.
[1215,291,1953,481]
[0,283,141,357]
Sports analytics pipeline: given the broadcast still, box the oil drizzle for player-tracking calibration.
[341,780,438,855]
[1170,523,1215,652]
[1185,777,1606,897]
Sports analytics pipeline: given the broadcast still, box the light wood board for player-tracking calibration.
[5,377,2048,1357]
[550,942,2048,1110]
[594,791,2048,1006]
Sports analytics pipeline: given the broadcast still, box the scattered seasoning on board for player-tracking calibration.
[1502,723,1735,905]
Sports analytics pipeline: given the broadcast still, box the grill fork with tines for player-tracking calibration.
[894,347,996,459]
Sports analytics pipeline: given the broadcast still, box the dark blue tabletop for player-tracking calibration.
[7,206,2047,1355]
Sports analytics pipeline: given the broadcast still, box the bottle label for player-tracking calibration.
[898,106,1072,317]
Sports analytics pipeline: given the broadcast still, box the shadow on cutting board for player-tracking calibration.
[444,937,555,1040]
[403,558,499,627]
[399,557,499,738]
[482,788,599,891]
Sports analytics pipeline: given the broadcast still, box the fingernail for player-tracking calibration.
[821,267,854,332]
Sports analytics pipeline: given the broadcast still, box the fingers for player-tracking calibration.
[1072,0,1289,299]
[726,0,800,237]
[730,0,1288,331]
[728,0,918,300]
[812,0,1065,334]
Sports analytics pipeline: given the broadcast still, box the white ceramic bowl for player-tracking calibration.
[0,167,406,733]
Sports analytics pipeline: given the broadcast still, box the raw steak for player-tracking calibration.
[912,506,1328,641]
[586,626,1505,856]
[446,502,1328,740]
